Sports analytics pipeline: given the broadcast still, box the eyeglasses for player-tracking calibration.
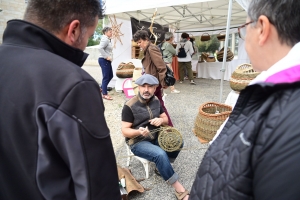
[238,21,254,40]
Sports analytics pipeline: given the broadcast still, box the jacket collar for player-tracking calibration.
[2,20,88,67]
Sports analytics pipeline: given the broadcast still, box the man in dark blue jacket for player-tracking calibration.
[190,0,300,199]
[0,0,120,199]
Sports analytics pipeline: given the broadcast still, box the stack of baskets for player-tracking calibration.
[230,63,260,92]
[217,47,234,62]
[116,62,135,78]
[193,102,232,143]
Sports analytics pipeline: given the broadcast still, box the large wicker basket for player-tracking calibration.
[230,63,260,92]
[116,62,135,78]
[193,102,232,143]
[217,47,234,62]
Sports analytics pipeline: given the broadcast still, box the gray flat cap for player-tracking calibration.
[135,74,159,85]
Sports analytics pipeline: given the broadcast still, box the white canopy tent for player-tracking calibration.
[105,0,251,101]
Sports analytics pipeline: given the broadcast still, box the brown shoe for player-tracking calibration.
[175,189,189,200]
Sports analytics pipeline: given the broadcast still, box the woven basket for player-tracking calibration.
[201,52,209,62]
[116,62,135,78]
[217,47,234,62]
[206,56,216,62]
[193,102,232,143]
[201,33,211,41]
[217,31,226,41]
[230,63,260,92]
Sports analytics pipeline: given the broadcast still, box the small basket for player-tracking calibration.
[230,63,260,92]
[217,31,226,41]
[206,56,216,62]
[193,102,232,143]
[116,62,135,78]
[217,47,234,62]
[200,33,211,41]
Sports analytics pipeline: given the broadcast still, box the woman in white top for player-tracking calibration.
[176,33,195,84]
[98,27,113,100]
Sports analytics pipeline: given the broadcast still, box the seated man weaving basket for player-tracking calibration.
[121,74,189,200]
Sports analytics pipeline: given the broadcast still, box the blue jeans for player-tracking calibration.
[98,58,113,95]
[130,137,183,185]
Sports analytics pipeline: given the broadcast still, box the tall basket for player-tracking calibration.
[193,102,232,143]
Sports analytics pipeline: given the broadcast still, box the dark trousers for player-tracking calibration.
[154,85,173,127]
[98,58,113,95]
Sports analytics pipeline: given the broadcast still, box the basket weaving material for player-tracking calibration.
[230,63,260,92]
[116,62,135,78]
[201,52,209,62]
[217,47,234,62]
[193,102,232,143]
[158,127,183,152]
[200,33,211,41]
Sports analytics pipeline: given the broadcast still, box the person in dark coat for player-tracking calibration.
[0,0,121,199]
[190,0,300,199]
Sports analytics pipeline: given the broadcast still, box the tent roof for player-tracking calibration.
[105,0,248,32]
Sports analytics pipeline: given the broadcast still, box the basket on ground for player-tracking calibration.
[116,62,135,78]
[193,102,232,143]
[230,63,260,92]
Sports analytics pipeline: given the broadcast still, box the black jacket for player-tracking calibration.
[0,20,120,200]
[190,81,300,200]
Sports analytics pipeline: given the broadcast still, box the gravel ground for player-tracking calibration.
[82,65,231,200]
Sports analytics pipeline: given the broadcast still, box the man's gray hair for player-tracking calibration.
[248,0,300,46]
[102,27,112,34]
[165,32,174,41]
[24,0,104,34]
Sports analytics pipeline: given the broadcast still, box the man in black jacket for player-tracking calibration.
[0,0,121,199]
[190,0,300,199]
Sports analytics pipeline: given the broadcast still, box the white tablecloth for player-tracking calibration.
[196,59,250,81]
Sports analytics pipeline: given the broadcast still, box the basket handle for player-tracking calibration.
[202,33,210,36]
[218,31,225,35]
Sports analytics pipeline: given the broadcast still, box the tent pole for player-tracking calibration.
[219,0,233,102]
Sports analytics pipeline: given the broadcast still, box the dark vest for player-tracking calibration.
[125,93,161,145]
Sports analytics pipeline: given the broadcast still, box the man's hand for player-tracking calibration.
[106,56,112,61]
[149,117,163,127]
[138,126,149,137]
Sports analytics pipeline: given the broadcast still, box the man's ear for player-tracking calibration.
[57,20,81,46]
[257,15,271,46]
[67,20,81,44]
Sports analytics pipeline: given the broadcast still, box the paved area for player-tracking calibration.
[82,65,232,200]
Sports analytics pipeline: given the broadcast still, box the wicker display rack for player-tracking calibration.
[193,102,232,143]
[230,63,260,92]
[116,62,135,78]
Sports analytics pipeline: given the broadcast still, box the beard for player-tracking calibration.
[141,92,153,100]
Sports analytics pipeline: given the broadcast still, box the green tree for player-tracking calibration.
[195,34,220,54]
[87,19,104,47]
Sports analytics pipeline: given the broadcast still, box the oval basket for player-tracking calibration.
[193,102,232,143]
[201,33,211,41]
[217,31,226,41]
[116,62,135,78]
[230,63,260,92]
[158,126,183,152]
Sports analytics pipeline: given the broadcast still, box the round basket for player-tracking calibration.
[230,63,260,92]
[217,47,234,62]
[193,102,232,143]
[158,127,183,152]
[116,62,135,78]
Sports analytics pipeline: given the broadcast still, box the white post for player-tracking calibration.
[219,0,233,102]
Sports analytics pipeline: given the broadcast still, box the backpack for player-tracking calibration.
[157,42,166,59]
[177,44,187,58]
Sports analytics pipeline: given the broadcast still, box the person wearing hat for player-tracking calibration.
[121,74,189,200]
[98,26,113,100]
